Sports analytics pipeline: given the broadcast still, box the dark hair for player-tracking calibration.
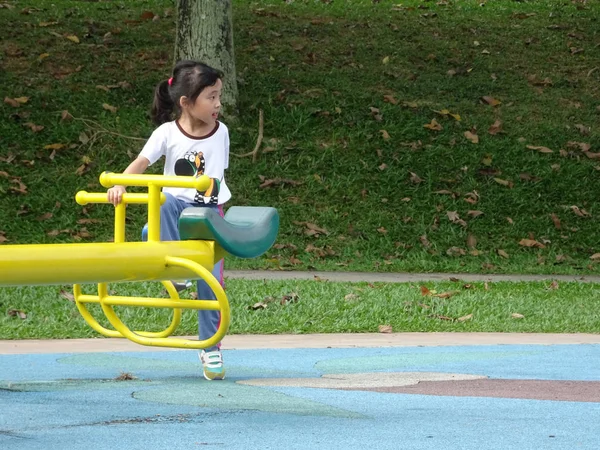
[151,60,224,126]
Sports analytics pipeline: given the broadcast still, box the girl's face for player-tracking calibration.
[181,78,222,126]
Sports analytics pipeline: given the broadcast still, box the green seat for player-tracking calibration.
[178,206,279,259]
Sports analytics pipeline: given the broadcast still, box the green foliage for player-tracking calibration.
[1,0,599,278]
[1,279,599,339]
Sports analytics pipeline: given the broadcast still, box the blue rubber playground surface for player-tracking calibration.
[1,339,599,449]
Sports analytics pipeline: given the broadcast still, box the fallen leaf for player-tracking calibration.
[383,94,398,104]
[583,151,600,160]
[24,122,44,132]
[467,234,477,249]
[488,120,503,135]
[419,235,431,248]
[423,118,443,131]
[506,217,514,225]
[481,96,501,106]
[289,256,302,265]
[550,213,561,229]
[10,179,28,194]
[409,172,423,184]
[519,238,545,249]
[248,302,268,310]
[141,11,155,20]
[464,191,480,205]
[259,176,302,188]
[344,293,360,302]
[7,309,27,319]
[420,285,432,296]
[481,154,493,166]
[457,313,473,322]
[548,281,559,290]
[37,212,53,221]
[571,206,591,218]
[467,210,484,218]
[464,130,479,144]
[575,124,590,136]
[434,109,461,121]
[526,145,553,154]
[494,178,513,188]
[590,253,600,261]
[44,143,66,151]
[379,129,390,140]
[497,249,509,258]
[293,221,329,237]
[382,56,390,65]
[378,324,393,333]
[65,35,80,43]
[511,313,524,319]
[446,211,467,228]
[446,246,466,257]
[60,290,75,301]
[115,372,137,381]
[567,141,591,152]
[429,314,454,321]
[4,97,21,107]
[369,107,382,121]
[280,292,299,305]
[434,291,460,299]
[102,103,118,113]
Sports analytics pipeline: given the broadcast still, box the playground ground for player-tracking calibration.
[1,271,599,449]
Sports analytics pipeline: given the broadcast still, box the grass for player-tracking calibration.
[1,1,599,339]
[1,278,599,339]
[0,0,599,275]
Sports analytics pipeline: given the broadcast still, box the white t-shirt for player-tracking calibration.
[140,120,232,205]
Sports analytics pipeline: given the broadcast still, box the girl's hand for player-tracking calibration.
[107,185,126,206]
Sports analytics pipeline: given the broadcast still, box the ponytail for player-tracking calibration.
[151,80,175,126]
[151,61,223,126]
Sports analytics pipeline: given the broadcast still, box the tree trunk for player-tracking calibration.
[175,0,238,115]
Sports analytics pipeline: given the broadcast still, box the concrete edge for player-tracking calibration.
[224,270,600,283]
[1,332,599,354]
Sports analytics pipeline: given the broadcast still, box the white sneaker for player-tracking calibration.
[199,350,226,380]
[170,280,193,292]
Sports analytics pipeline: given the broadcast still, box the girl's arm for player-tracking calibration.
[107,156,150,205]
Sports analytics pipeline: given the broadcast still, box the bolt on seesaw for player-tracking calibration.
[0,172,280,349]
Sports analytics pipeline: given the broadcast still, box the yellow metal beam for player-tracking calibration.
[0,241,217,286]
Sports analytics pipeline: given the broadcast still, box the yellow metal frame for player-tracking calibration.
[0,172,230,349]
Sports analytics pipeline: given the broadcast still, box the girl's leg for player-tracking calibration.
[141,192,188,242]
[197,258,224,351]
[197,204,225,351]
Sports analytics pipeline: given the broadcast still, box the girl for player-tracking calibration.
[107,60,230,381]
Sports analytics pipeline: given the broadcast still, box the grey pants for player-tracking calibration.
[142,192,223,351]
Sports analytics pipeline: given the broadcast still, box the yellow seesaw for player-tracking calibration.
[0,172,279,349]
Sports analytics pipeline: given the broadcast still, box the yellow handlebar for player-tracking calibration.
[99,172,210,191]
[75,191,167,205]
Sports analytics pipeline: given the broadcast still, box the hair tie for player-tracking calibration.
[168,77,173,86]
